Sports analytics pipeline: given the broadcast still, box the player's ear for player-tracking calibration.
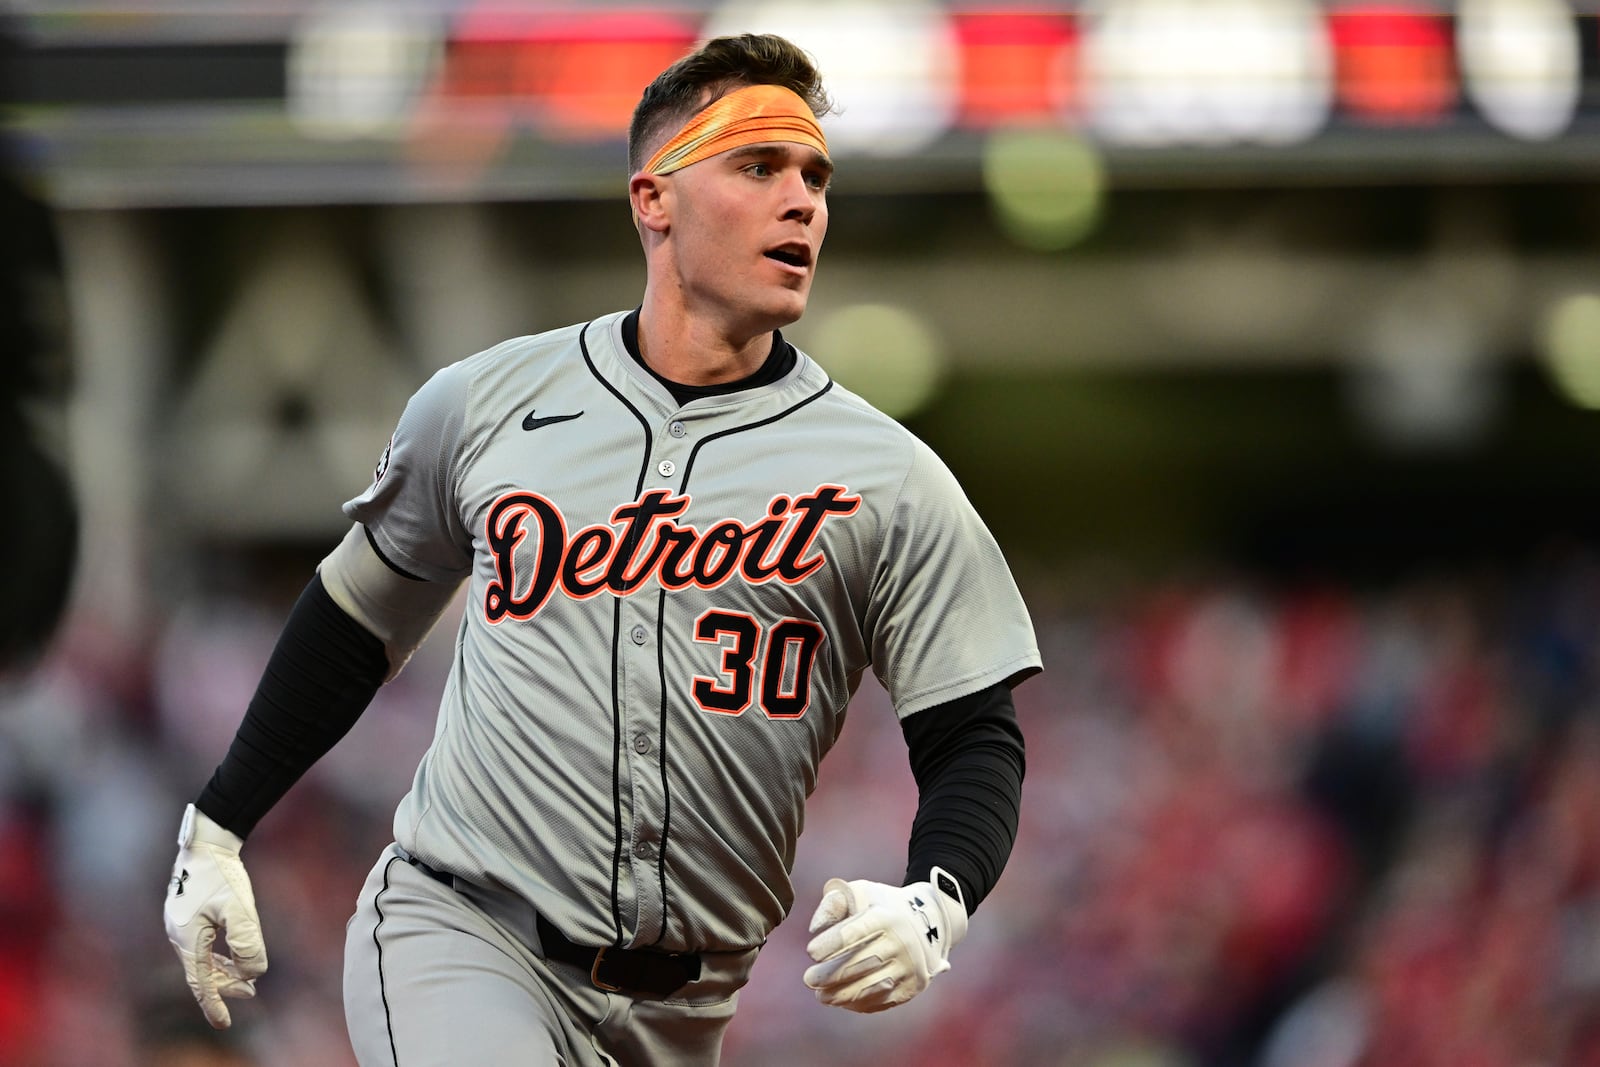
[630,172,671,233]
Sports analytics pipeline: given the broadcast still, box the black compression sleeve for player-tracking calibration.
[900,681,1026,915]
[194,573,389,838]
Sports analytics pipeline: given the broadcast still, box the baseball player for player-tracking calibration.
[164,32,1040,1066]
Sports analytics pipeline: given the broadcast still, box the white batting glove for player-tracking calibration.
[163,803,268,1029]
[802,867,968,1013]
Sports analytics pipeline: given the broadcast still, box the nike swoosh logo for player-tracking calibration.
[523,410,584,431]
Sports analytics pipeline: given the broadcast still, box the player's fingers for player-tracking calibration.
[805,910,889,963]
[816,950,927,1012]
[807,947,900,1010]
[191,980,233,1030]
[814,974,898,1013]
[807,878,855,935]
[221,916,269,979]
[802,951,852,990]
[211,955,260,998]
[181,941,233,1030]
[802,944,892,990]
[212,976,258,1001]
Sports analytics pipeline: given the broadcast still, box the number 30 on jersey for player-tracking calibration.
[691,609,824,720]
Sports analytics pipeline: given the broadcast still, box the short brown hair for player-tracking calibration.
[628,33,834,174]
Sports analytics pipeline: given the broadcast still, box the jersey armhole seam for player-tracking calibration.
[363,525,428,581]
[444,359,483,553]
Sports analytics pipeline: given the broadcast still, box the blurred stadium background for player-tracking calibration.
[7,1,1600,1064]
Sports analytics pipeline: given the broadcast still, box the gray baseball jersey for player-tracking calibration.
[344,309,1041,954]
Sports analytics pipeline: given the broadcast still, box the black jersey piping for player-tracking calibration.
[579,319,655,946]
[364,524,427,581]
[650,586,672,948]
[605,597,627,945]
[675,380,834,491]
[374,854,403,1067]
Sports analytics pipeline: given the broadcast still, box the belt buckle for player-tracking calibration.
[590,946,624,993]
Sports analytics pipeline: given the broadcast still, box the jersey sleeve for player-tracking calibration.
[867,442,1042,717]
[342,360,475,583]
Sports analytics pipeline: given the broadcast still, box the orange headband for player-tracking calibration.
[643,83,828,176]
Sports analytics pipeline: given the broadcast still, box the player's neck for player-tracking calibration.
[636,298,777,387]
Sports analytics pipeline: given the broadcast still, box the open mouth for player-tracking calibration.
[764,246,810,269]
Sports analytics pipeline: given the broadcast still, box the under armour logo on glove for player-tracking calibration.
[909,895,940,944]
[171,868,190,897]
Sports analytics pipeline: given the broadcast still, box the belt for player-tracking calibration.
[402,853,703,998]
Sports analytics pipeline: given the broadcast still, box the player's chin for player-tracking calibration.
[766,284,813,325]
[742,294,809,334]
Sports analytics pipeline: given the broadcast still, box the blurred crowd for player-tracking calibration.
[6,542,1600,1066]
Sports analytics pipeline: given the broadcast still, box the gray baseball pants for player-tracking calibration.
[343,844,759,1066]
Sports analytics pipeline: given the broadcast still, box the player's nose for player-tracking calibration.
[778,171,819,224]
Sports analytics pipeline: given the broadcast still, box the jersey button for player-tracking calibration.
[630,625,648,645]
[668,421,687,438]
[632,734,652,754]
[634,840,655,859]
[657,460,676,477]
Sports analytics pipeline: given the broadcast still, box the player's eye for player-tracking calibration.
[805,171,830,192]
[745,162,772,178]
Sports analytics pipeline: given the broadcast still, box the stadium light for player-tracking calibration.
[1458,0,1581,141]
